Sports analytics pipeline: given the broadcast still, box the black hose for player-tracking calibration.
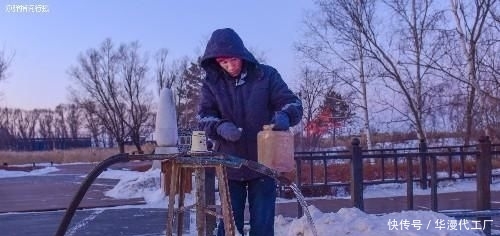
[54,152,291,236]
[55,153,130,236]
[241,159,293,185]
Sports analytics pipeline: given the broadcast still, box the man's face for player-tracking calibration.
[216,57,242,77]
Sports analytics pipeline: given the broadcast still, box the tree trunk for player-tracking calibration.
[464,86,476,145]
[359,52,372,150]
[134,142,143,154]
[118,142,125,154]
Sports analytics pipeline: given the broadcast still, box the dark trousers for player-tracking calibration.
[217,176,276,236]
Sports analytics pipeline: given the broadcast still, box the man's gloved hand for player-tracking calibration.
[216,122,242,142]
[271,111,290,131]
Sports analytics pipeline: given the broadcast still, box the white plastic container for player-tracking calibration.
[190,131,208,153]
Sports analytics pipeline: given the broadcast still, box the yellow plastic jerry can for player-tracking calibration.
[257,125,295,172]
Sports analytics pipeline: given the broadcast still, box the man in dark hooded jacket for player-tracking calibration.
[197,28,303,236]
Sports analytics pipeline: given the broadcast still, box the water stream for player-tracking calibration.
[239,158,319,236]
[55,152,320,236]
[289,183,319,236]
[161,153,320,235]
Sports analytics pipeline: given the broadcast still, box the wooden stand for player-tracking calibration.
[161,162,192,194]
[162,159,236,236]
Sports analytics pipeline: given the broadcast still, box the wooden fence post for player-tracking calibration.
[350,138,364,211]
[419,139,428,189]
[477,136,492,236]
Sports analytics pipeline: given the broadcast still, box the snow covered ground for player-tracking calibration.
[99,168,495,235]
[1,164,494,235]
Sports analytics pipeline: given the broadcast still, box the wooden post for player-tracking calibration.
[195,168,206,236]
[350,138,364,211]
[166,161,179,236]
[419,140,428,189]
[161,161,193,195]
[477,136,492,236]
[164,160,235,236]
[177,169,186,235]
[204,168,216,236]
[215,165,236,236]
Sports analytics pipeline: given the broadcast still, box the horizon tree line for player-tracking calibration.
[0,0,498,152]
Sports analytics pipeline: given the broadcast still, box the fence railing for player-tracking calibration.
[0,137,92,151]
[291,136,500,235]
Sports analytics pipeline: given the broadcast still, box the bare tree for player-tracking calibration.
[11,109,22,138]
[454,0,497,144]
[16,109,39,139]
[69,39,130,153]
[383,0,447,141]
[320,0,447,142]
[70,39,154,153]
[38,109,54,139]
[154,48,170,93]
[54,104,69,138]
[168,57,190,124]
[154,56,190,126]
[426,0,498,144]
[80,101,101,147]
[0,107,17,137]
[118,41,154,153]
[0,49,14,81]
[155,53,206,130]
[298,0,378,148]
[50,103,83,139]
[296,67,335,149]
[66,104,82,139]
[0,107,17,148]
[177,58,204,129]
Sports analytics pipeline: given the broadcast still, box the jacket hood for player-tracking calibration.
[201,28,258,70]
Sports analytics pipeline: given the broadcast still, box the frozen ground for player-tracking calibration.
[1,164,495,235]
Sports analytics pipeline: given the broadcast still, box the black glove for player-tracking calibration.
[271,111,290,131]
[216,122,242,142]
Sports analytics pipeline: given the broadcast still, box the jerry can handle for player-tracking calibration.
[262,124,274,131]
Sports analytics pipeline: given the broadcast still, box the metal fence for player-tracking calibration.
[290,136,500,235]
[2,137,92,151]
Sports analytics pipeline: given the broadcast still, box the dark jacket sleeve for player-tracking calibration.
[268,68,303,126]
[197,80,224,140]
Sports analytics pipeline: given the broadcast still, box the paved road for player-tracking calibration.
[0,163,146,213]
[0,208,170,236]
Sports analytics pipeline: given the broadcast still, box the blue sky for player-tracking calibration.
[0,0,315,109]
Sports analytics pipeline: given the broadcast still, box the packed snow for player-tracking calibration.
[0,166,59,178]
[99,168,491,235]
